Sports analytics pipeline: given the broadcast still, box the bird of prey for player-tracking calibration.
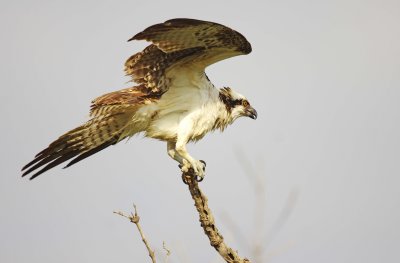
[22,18,257,180]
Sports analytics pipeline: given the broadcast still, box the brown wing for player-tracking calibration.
[22,86,158,179]
[124,45,204,93]
[89,84,159,117]
[130,18,252,54]
[124,18,252,93]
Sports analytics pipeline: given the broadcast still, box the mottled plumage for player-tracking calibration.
[22,18,257,180]
[124,18,251,93]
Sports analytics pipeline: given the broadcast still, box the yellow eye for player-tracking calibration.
[242,100,249,107]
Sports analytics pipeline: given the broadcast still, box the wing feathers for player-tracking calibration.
[22,85,156,179]
[124,45,204,92]
[25,150,82,180]
[125,18,251,94]
[22,110,134,179]
[130,18,251,54]
[63,137,118,169]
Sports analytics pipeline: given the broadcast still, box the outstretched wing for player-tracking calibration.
[130,18,252,54]
[22,86,157,180]
[124,18,252,93]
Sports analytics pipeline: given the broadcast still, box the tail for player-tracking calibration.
[22,110,133,180]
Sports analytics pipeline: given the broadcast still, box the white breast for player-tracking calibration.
[144,70,224,141]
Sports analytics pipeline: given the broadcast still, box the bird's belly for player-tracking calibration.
[146,107,217,142]
[146,112,182,141]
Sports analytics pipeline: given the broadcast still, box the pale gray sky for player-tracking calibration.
[1,0,399,262]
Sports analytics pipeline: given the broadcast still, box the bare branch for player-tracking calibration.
[114,204,157,263]
[182,171,251,263]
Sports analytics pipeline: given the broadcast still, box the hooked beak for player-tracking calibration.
[245,106,258,120]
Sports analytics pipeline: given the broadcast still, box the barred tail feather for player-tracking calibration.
[22,113,133,180]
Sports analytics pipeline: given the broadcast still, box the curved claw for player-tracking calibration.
[196,174,204,182]
[181,167,197,184]
[197,160,206,181]
[181,172,204,183]
[181,173,189,184]
[179,159,206,182]
[200,160,206,169]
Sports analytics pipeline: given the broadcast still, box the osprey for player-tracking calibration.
[22,18,257,180]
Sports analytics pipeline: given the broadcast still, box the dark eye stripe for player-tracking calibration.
[234,99,243,105]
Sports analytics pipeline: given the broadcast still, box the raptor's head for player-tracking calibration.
[219,87,257,121]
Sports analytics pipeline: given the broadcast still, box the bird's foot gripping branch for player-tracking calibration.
[179,160,206,182]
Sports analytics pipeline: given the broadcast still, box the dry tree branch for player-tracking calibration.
[182,170,251,263]
[114,168,251,262]
[114,204,157,263]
